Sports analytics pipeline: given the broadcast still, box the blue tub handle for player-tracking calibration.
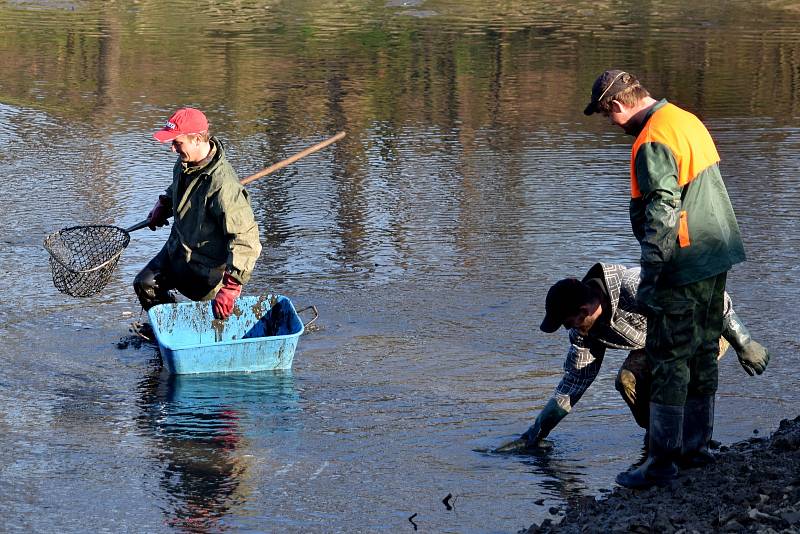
[297,305,319,328]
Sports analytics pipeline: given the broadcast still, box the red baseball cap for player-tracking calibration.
[153,108,209,143]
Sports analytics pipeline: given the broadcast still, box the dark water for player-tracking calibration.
[1,1,799,532]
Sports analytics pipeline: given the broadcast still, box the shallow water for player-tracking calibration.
[1,1,799,532]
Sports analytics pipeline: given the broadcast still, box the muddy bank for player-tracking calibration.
[524,415,800,533]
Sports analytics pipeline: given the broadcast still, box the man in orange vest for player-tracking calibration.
[584,70,748,489]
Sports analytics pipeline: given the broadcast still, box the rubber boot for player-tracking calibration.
[679,394,715,468]
[133,271,177,311]
[616,402,683,489]
[722,310,770,376]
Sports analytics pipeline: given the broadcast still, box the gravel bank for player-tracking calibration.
[523,415,800,533]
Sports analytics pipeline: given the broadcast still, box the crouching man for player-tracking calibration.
[134,108,261,322]
[495,263,769,468]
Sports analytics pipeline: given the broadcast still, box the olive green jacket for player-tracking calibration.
[630,100,745,287]
[162,137,261,286]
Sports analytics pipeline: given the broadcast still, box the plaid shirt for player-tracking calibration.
[551,263,732,412]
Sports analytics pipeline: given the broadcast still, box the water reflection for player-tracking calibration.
[515,452,591,503]
[2,0,800,531]
[136,368,299,532]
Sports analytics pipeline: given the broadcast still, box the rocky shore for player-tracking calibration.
[523,415,800,533]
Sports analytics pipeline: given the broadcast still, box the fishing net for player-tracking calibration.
[43,225,131,297]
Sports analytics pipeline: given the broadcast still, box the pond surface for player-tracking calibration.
[1,1,799,532]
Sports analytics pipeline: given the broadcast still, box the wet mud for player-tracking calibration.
[523,415,800,533]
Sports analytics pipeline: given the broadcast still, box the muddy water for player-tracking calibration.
[1,1,799,532]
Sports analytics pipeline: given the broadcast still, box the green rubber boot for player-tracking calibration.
[679,394,715,468]
[616,402,683,489]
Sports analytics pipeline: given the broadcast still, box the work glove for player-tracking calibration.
[147,195,172,230]
[737,340,770,376]
[212,272,242,320]
[493,398,569,454]
[722,310,770,376]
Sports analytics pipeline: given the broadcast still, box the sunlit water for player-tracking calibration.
[1,1,799,532]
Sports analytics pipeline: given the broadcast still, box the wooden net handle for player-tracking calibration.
[239,131,346,186]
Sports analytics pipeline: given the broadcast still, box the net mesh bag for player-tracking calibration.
[44,225,131,297]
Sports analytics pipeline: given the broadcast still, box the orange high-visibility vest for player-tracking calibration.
[630,103,719,197]
[630,103,720,248]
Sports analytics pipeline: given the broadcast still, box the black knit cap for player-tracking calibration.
[540,278,593,333]
[583,69,639,116]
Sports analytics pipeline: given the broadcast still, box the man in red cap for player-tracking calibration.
[133,107,261,321]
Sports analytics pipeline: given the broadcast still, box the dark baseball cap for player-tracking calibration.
[583,69,639,116]
[540,278,593,333]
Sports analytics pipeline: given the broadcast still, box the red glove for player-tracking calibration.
[212,272,242,319]
[147,195,172,230]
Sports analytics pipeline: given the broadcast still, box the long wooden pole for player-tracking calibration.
[125,131,346,233]
[239,131,346,186]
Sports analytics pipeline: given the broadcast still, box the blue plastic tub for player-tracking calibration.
[147,295,310,374]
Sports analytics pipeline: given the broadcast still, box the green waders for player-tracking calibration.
[616,272,726,489]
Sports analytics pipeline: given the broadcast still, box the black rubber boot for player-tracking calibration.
[679,394,715,468]
[133,271,177,311]
[616,402,683,489]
